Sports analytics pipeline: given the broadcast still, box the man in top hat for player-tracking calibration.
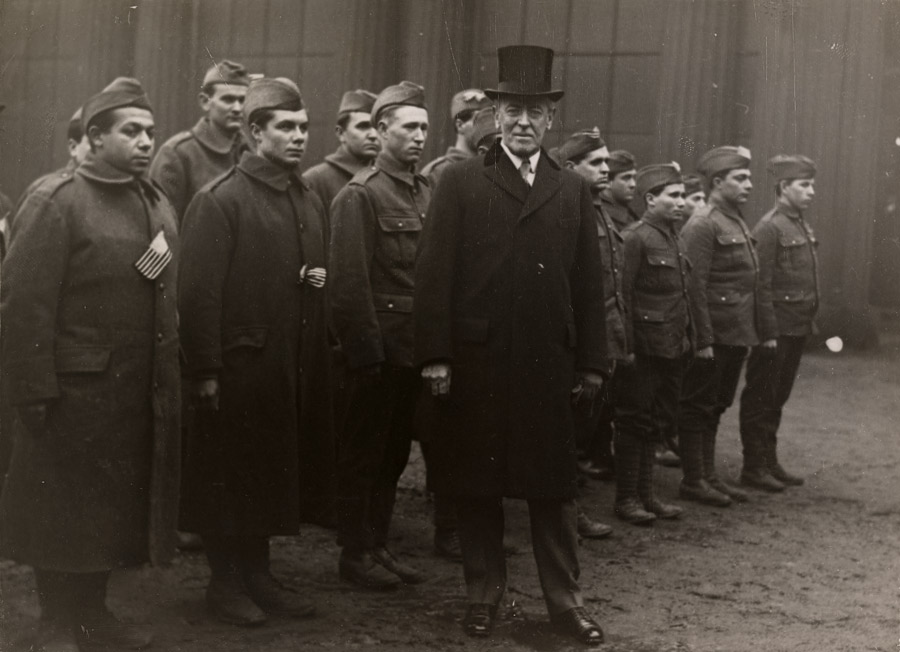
[421,88,492,188]
[0,77,180,651]
[178,77,333,627]
[614,163,692,525]
[329,81,430,591]
[599,150,639,230]
[739,155,819,488]
[552,127,627,540]
[678,145,769,507]
[303,89,379,211]
[151,59,250,223]
[415,45,607,646]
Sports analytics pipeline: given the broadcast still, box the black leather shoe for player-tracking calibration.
[34,618,79,652]
[550,606,604,646]
[206,576,267,627]
[770,463,804,486]
[339,550,401,591]
[708,477,750,502]
[577,459,604,480]
[463,603,496,638]
[739,468,785,493]
[577,510,613,539]
[76,609,155,649]
[245,572,316,618]
[372,546,427,584]
[679,480,731,507]
[176,531,204,552]
[434,528,463,561]
[614,498,656,525]
[655,447,682,467]
[643,498,684,519]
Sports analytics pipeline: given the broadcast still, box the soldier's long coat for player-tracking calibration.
[414,143,608,500]
[0,156,181,571]
[177,152,334,535]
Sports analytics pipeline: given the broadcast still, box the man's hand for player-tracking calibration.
[761,339,778,355]
[422,363,451,397]
[695,346,714,360]
[192,378,220,412]
[18,402,49,436]
[571,370,605,412]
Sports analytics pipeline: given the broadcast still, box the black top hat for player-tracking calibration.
[485,45,564,102]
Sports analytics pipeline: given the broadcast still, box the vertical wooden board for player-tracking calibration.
[263,55,301,84]
[57,1,90,58]
[613,0,666,52]
[569,0,615,53]
[298,53,344,168]
[608,55,660,136]
[479,0,525,52]
[229,0,268,56]
[267,0,303,56]
[559,55,612,134]
[24,0,60,58]
[197,0,234,58]
[303,0,353,54]
[523,0,571,52]
[604,133,656,170]
[475,53,499,90]
[22,59,60,181]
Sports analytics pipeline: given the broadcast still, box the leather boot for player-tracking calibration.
[613,433,645,518]
[205,536,267,626]
[34,619,79,652]
[769,434,803,486]
[639,441,683,519]
[703,433,749,502]
[244,572,316,619]
[679,479,731,507]
[740,435,785,492]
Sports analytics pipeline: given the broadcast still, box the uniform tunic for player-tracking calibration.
[150,117,245,223]
[594,201,628,362]
[420,145,471,191]
[302,146,373,214]
[178,151,334,534]
[600,193,639,231]
[0,156,181,571]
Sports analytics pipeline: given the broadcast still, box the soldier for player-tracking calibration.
[553,128,627,540]
[599,150,639,230]
[18,108,91,208]
[415,46,607,645]
[302,89,379,211]
[0,77,180,652]
[150,59,249,223]
[614,163,692,525]
[330,81,430,590]
[739,155,818,488]
[678,145,763,507]
[472,106,500,154]
[178,77,333,626]
[682,173,707,223]
[420,88,492,188]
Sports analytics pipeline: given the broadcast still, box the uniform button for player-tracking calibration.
[153,381,159,390]
[302,318,308,327]
[298,367,304,375]
[732,238,737,242]
[387,302,394,309]
[721,297,726,301]
[784,295,790,300]
[158,282,165,290]
[420,213,425,218]
[157,332,164,341]
[298,223,305,231]
[397,221,404,228]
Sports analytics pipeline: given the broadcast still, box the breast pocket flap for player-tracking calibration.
[55,346,112,373]
[223,326,268,351]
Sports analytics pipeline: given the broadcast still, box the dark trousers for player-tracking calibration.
[614,354,685,501]
[678,345,748,483]
[739,336,807,462]
[456,497,582,616]
[336,364,418,552]
[420,441,459,532]
[203,534,270,579]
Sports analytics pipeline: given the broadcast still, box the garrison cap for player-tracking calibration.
[683,173,704,196]
[244,77,304,122]
[471,106,499,150]
[82,77,152,131]
[636,162,683,198]
[608,149,636,177]
[67,107,84,140]
[202,60,250,88]
[371,81,427,123]
[338,89,377,118]
[768,154,816,181]
[450,89,490,118]
[697,145,751,180]
[556,127,606,163]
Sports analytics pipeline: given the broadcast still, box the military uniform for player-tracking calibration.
[600,193,639,231]
[739,162,818,485]
[150,118,245,223]
[421,145,470,189]
[303,146,373,213]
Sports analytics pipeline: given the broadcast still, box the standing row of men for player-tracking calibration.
[0,43,819,652]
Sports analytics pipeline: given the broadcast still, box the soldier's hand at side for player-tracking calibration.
[422,363,451,397]
[18,402,49,436]
[761,339,778,356]
[695,346,714,360]
[192,378,220,412]
[572,370,604,414]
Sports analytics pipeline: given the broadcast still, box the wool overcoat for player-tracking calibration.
[302,146,372,215]
[414,144,608,500]
[0,156,181,571]
[177,152,334,535]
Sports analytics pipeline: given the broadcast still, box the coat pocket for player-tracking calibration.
[373,292,413,313]
[636,309,666,323]
[376,214,423,268]
[55,346,112,374]
[708,288,743,305]
[223,326,268,352]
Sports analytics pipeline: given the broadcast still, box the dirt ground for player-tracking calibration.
[2,334,899,652]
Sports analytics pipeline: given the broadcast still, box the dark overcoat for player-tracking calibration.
[178,152,334,535]
[0,156,181,571]
[302,145,371,215]
[414,144,608,500]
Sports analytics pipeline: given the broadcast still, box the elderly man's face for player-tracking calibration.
[495,97,555,158]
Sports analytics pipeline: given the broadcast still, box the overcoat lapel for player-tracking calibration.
[482,143,528,205]
[519,153,560,221]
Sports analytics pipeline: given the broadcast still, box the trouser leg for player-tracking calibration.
[204,534,242,579]
[456,497,506,607]
[705,345,748,480]
[527,498,582,616]
[678,356,717,485]
[421,441,459,532]
[739,346,779,470]
[769,336,807,457]
[239,536,270,575]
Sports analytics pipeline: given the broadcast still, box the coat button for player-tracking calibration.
[153,381,159,390]
[420,213,425,218]
[158,282,165,290]
[157,332,164,341]
[387,302,394,309]
[397,221,404,227]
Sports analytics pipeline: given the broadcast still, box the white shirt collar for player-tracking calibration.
[500,141,540,177]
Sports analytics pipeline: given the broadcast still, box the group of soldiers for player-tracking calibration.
[0,44,820,651]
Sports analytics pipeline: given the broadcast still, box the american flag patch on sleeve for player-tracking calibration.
[135,230,172,280]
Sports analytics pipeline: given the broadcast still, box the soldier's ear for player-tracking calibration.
[563,160,575,170]
[87,125,103,151]
[198,92,212,113]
